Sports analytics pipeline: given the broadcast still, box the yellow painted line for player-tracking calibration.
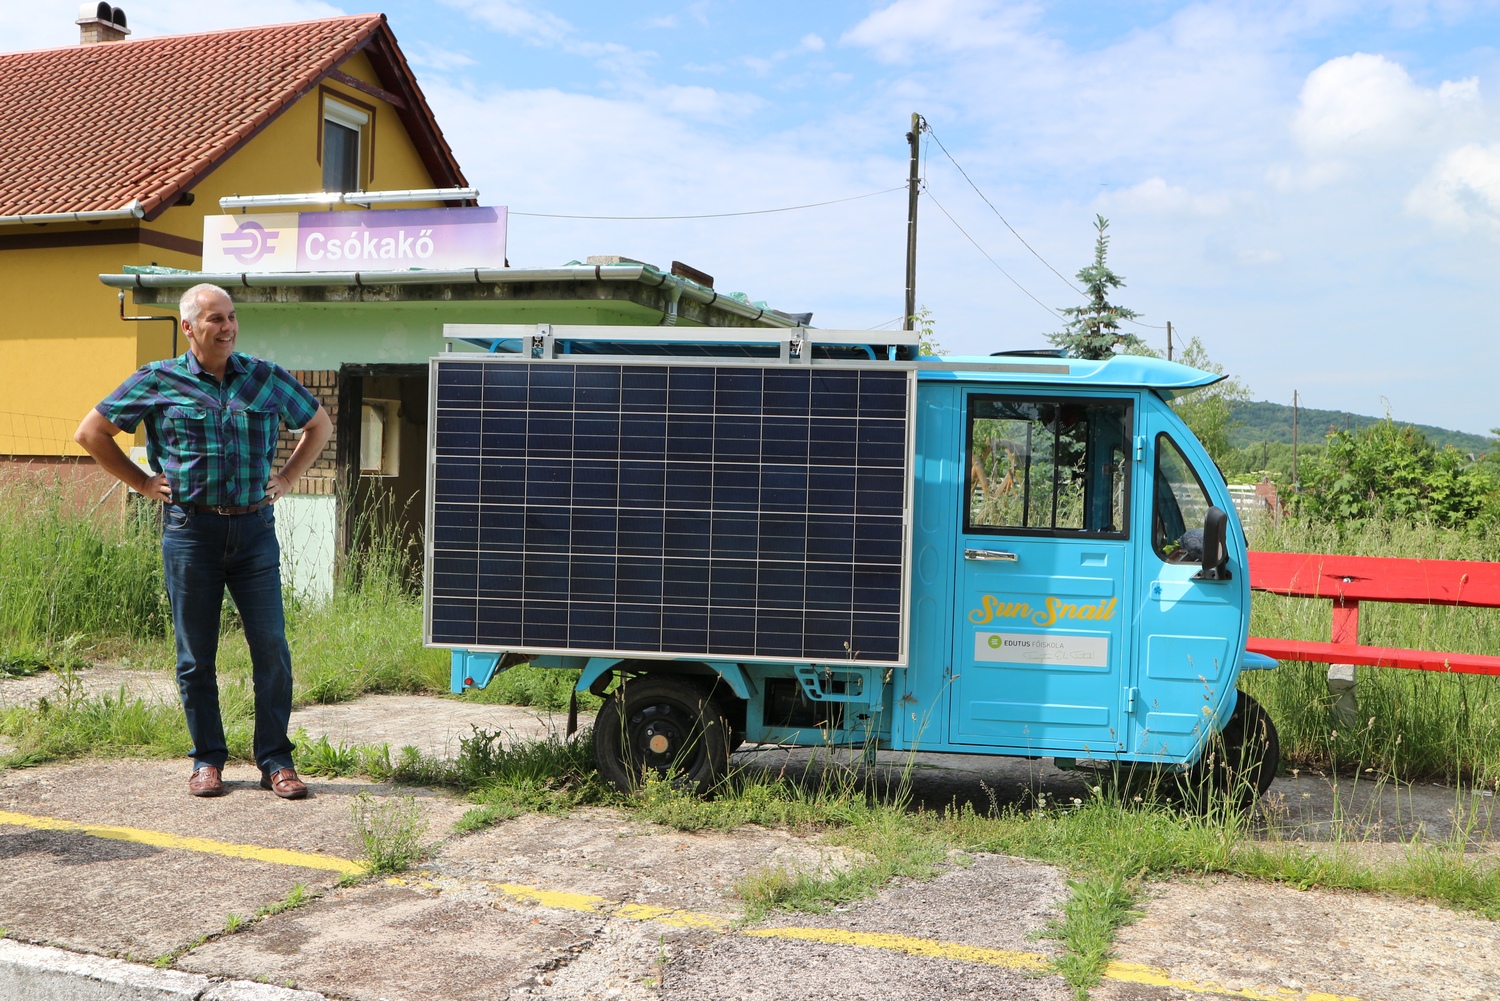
[1104,962,1367,1001]
[492,882,728,930]
[0,813,1374,1001]
[743,926,1051,972]
[486,878,1372,1001]
[0,809,364,875]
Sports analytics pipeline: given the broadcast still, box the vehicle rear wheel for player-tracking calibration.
[592,676,732,795]
[1184,691,1280,810]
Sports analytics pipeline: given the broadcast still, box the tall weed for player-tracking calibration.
[0,478,167,657]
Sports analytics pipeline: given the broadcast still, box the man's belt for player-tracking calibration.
[172,500,270,516]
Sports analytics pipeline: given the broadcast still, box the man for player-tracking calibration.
[75,284,333,799]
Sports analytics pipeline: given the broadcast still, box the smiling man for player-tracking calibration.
[74,283,333,799]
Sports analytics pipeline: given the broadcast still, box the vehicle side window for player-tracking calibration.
[1153,434,1211,563]
[966,397,1130,536]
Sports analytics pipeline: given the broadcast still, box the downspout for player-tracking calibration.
[118,291,180,357]
[659,279,682,326]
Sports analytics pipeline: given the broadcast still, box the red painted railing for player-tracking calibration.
[1246,551,1500,677]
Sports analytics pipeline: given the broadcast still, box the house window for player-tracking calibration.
[322,98,368,192]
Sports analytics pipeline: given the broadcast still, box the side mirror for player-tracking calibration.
[1194,506,1232,581]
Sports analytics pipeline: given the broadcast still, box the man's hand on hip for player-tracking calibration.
[265,472,290,503]
[140,472,172,502]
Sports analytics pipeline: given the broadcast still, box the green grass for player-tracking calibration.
[350,792,430,874]
[0,483,449,768]
[458,664,601,712]
[1042,872,1142,998]
[0,481,167,667]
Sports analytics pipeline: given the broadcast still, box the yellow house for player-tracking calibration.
[0,7,466,462]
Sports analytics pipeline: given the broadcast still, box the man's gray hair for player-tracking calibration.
[179,283,232,327]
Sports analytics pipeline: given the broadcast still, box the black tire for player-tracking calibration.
[1184,691,1280,809]
[592,676,732,795]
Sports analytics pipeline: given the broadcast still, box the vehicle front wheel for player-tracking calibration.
[1184,690,1280,810]
[592,676,731,795]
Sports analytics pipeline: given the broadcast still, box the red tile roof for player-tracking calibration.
[0,14,466,220]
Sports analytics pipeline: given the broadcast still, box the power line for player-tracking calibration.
[925,186,1063,321]
[924,123,1171,333]
[509,185,905,221]
[923,123,1083,297]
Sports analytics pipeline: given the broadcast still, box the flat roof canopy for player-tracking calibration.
[100,264,805,329]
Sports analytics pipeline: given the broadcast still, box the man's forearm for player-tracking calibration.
[277,408,333,486]
[74,415,149,491]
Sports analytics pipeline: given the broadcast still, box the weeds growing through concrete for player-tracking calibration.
[1042,872,1142,998]
[255,883,314,920]
[351,792,430,874]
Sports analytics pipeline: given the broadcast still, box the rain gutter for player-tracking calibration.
[0,200,146,227]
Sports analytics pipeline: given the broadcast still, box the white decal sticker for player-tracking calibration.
[974,632,1109,668]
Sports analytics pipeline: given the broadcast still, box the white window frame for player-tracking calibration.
[323,99,369,193]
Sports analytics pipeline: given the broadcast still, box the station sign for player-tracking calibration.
[201,206,507,273]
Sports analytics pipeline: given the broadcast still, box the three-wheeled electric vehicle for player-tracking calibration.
[425,324,1279,795]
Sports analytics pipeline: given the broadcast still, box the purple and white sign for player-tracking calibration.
[202,206,507,273]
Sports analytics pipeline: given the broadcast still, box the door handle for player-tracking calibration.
[965,548,1018,562]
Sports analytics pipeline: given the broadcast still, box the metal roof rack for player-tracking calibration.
[442,324,922,364]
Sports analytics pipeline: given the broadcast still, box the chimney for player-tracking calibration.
[77,3,129,44]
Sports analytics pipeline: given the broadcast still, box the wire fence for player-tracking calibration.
[0,411,87,456]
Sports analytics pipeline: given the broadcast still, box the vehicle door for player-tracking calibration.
[1131,413,1249,762]
[950,392,1134,753]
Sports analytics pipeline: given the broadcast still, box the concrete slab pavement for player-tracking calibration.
[3,689,1500,1001]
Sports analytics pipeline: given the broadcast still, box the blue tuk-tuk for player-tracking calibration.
[426,325,1279,795]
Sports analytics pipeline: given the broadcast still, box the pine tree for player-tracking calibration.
[1047,215,1146,360]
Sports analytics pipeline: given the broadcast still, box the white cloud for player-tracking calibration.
[800,33,825,52]
[437,0,571,46]
[651,84,763,118]
[421,78,907,320]
[406,41,477,72]
[1295,53,1430,154]
[841,0,1045,62]
[1292,52,1481,157]
[1099,178,1232,217]
[1407,142,1500,231]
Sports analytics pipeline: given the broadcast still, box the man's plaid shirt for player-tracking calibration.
[97,351,319,507]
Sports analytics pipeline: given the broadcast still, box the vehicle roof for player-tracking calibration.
[916,353,1223,396]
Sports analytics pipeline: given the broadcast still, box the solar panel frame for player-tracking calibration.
[423,352,915,668]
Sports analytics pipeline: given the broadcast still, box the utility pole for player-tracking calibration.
[1292,390,1300,490]
[1166,320,1173,361]
[904,112,924,331]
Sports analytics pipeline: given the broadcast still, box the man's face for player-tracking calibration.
[183,290,238,369]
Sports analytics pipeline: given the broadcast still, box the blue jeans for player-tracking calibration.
[162,503,294,775]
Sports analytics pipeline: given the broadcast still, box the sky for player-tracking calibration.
[10,0,1500,435]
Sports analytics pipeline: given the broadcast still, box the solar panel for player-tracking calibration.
[425,359,912,666]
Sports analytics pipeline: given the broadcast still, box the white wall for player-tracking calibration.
[275,494,337,603]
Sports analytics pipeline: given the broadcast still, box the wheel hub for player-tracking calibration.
[629,703,699,774]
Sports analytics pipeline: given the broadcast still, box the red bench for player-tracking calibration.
[1247,551,1500,677]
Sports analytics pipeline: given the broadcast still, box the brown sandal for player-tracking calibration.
[260,767,308,799]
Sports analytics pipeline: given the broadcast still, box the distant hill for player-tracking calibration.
[1227,401,1492,454]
